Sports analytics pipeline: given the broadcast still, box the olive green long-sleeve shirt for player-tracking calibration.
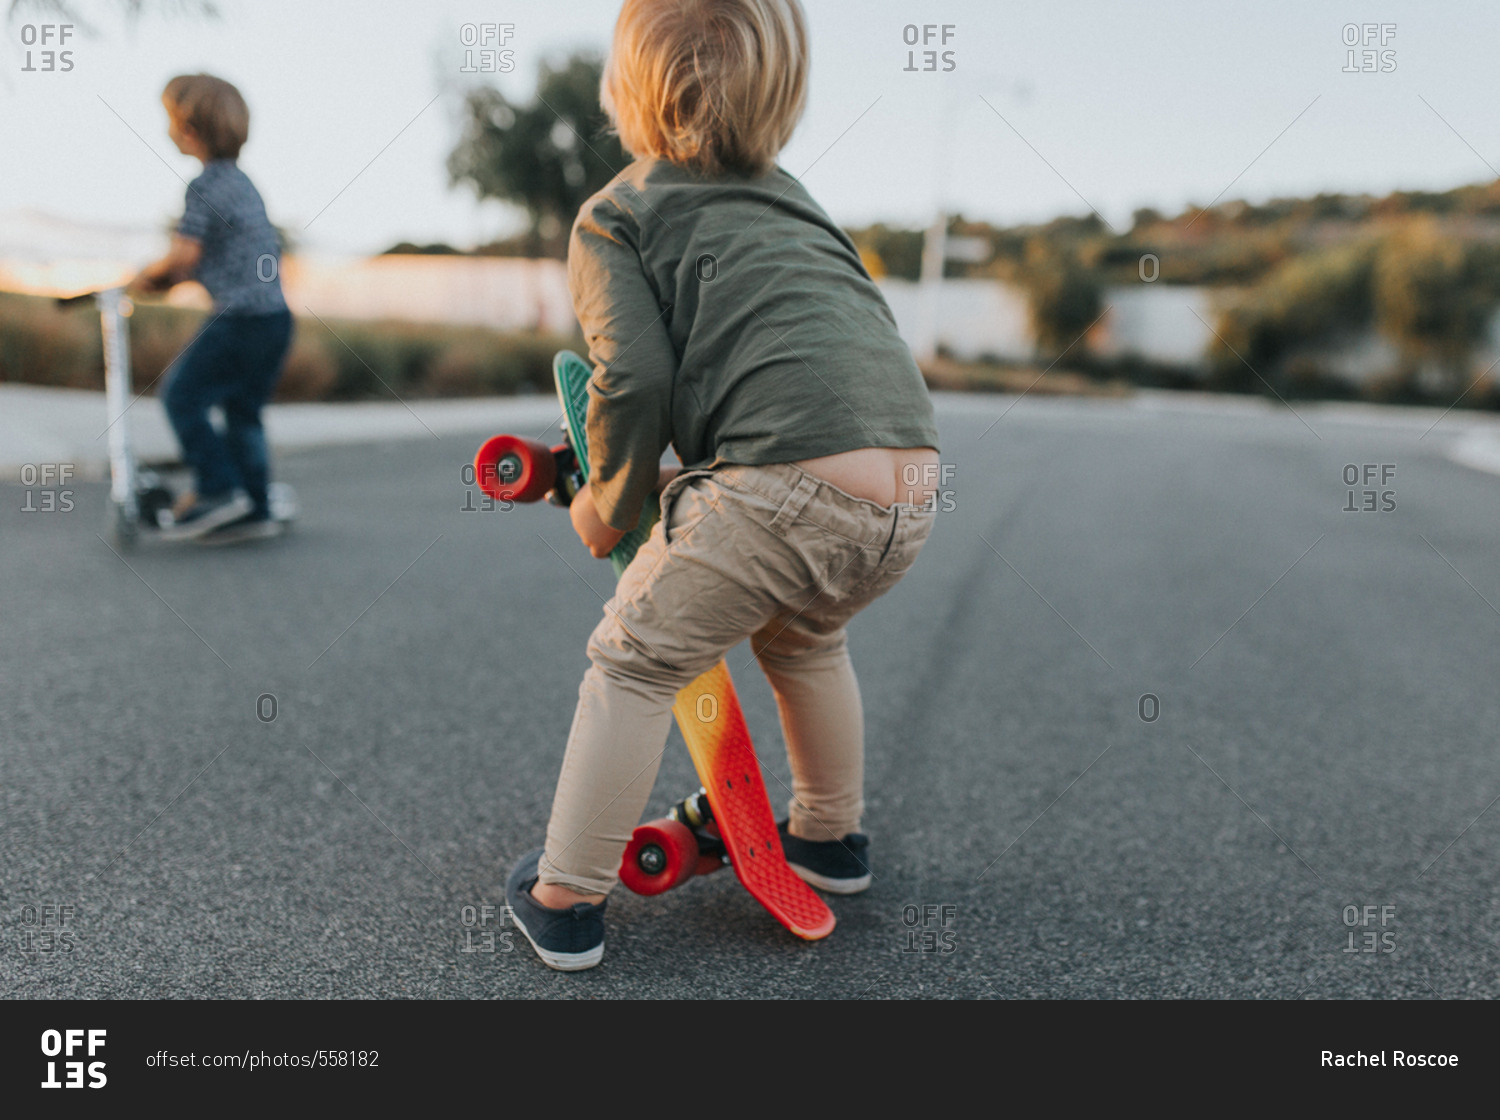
[567,157,940,531]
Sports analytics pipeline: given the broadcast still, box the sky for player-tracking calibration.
[3,0,1499,256]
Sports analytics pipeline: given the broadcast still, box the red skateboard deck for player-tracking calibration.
[669,661,836,940]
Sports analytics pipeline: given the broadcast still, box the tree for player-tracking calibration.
[845,224,924,281]
[447,54,628,258]
[1373,219,1491,394]
[1130,207,1163,232]
[1019,238,1101,360]
[1204,239,1376,395]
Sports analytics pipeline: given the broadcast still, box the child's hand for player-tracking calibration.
[570,483,627,559]
[128,236,202,298]
[126,270,164,297]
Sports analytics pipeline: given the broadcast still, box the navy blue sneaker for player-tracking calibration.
[778,821,872,894]
[159,491,252,541]
[505,849,606,971]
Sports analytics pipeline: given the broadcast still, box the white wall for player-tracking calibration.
[878,277,1033,362]
[282,255,575,334]
[878,276,1220,369]
[1094,285,1216,367]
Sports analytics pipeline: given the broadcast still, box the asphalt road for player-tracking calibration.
[4,391,1498,999]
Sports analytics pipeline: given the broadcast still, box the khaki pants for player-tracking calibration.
[538,461,936,897]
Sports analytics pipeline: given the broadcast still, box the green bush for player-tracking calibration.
[1207,239,1378,392]
[0,291,103,388]
[300,318,566,399]
[1016,239,1102,358]
[1373,219,1493,394]
[1208,222,1500,402]
[0,291,576,400]
[846,223,925,281]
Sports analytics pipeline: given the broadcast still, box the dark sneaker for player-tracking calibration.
[505,849,606,971]
[197,510,283,546]
[158,491,252,541]
[778,821,872,894]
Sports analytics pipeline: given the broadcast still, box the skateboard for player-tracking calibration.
[57,288,297,547]
[474,350,836,940]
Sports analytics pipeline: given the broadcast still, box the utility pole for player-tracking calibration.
[914,209,947,364]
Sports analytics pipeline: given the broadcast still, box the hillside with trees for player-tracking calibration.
[850,182,1500,407]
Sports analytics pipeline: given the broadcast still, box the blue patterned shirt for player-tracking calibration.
[177,159,287,315]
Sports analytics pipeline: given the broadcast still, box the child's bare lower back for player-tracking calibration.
[793,446,941,508]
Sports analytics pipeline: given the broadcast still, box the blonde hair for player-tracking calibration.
[602,0,808,177]
[163,73,250,160]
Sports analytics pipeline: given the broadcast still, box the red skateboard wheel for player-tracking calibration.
[619,818,699,896]
[473,434,556,503]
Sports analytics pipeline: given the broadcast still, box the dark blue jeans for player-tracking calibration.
[161,310,293,516]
